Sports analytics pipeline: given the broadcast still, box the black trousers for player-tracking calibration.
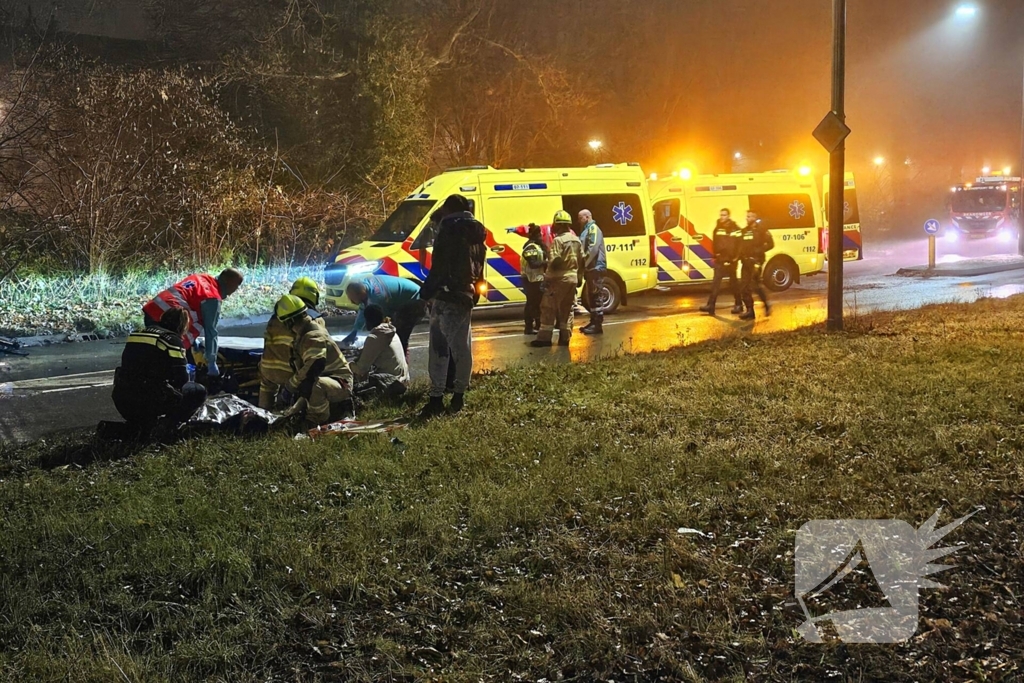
[741,260,769,311]
[523,280,544,328]
[707,261,741,308]
[112,376,208,429]
[392,300,428,353]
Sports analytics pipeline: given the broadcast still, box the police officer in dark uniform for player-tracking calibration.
[112,308,208,433]
[699,208,744,315]
[738,210,775,320]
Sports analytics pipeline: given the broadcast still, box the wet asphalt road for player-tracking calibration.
[3,236,1023,445]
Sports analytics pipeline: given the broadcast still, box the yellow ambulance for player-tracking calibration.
[324,164,659,313]
[649,170,825,291]
[823,172,864,261]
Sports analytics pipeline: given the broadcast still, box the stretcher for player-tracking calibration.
[190,334,365,403]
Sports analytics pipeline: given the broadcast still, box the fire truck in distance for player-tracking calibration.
[947,176,1021,243]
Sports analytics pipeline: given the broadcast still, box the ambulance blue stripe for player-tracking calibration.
[689,268,708,281]
[494,183,548,191]
[486,289,510,302]
[399,262,428,280]
[487,257,519,279]
[658,269,675,282]
[690,244,715,263]
[658,246,682,266]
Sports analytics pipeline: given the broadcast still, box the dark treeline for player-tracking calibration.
[0,0,674,278]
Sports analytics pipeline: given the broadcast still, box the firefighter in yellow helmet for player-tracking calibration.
[531,210,584,347]
[274,294,353,425]
[258,277,326,409]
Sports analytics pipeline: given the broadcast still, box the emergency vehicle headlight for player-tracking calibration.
[477,281,489,294]
[946,231,959,243]
[999,229,1014,243]
[682,262,691,272]
[347,260,382,276]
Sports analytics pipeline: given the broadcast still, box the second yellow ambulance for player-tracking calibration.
[649,170,826,291]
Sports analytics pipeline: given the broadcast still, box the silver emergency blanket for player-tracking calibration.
[188,394,281,432]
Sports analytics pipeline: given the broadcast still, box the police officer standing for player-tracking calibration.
[520,224,549,335]
[699,209,743,315]
[738,211,774,321]
[578,209,607,335]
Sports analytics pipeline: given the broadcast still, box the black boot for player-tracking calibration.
[524,323,534,335]
[581,317,603,335]
[699,303,715,314]
[739,310,755,321]
[731,303,744,315]
[449,393,465,414]
[419,396,446,420]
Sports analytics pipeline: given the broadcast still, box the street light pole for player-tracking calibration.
[827,0,847,332]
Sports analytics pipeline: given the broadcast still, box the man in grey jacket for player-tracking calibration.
[351,305,410,398]
[578,209,607,335]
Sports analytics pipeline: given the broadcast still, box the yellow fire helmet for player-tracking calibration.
[553,209,573,225]
[275,294,308,323]
[290,276,321,308]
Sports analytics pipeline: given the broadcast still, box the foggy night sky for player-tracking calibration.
[591,0,1024,177]
[11,0,1024,178]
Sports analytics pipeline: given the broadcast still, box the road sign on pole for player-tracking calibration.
[925,220,940,270]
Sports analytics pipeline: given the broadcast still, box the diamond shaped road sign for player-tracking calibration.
[813,112,852,154]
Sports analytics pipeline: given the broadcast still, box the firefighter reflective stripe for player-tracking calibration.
[266,335,293,345]
[126,332,187,359]
[260,317,296,389]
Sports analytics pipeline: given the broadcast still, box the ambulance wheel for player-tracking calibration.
[595,276,622,314]
[764,256,797,292]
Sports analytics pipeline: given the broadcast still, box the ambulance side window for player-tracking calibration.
[411,222,437,251]
[562,194,647,238]
[748,194,817,230]
[653,199,681,232]
[409,199,477,250]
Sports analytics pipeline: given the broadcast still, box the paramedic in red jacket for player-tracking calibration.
[142,268,244,380]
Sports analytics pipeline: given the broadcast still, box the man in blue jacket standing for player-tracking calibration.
[578,209,607,335]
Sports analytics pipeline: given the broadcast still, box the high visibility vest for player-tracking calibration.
[142,274,222,349]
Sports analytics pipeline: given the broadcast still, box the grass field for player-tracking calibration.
[0,265,327,338]
[1,298,1022,681]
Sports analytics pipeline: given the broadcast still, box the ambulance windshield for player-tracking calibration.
[370,200,435,243]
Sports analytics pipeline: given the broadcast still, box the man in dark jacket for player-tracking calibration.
[700,209,744,315]
[419,194,488,417]
[738,211,774,321]
[112,308,208,433]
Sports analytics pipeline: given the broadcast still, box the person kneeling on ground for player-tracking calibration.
[111,308,208,435]
[276,294,354,426]
[351,304,410,399]
[259,277,326,409]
